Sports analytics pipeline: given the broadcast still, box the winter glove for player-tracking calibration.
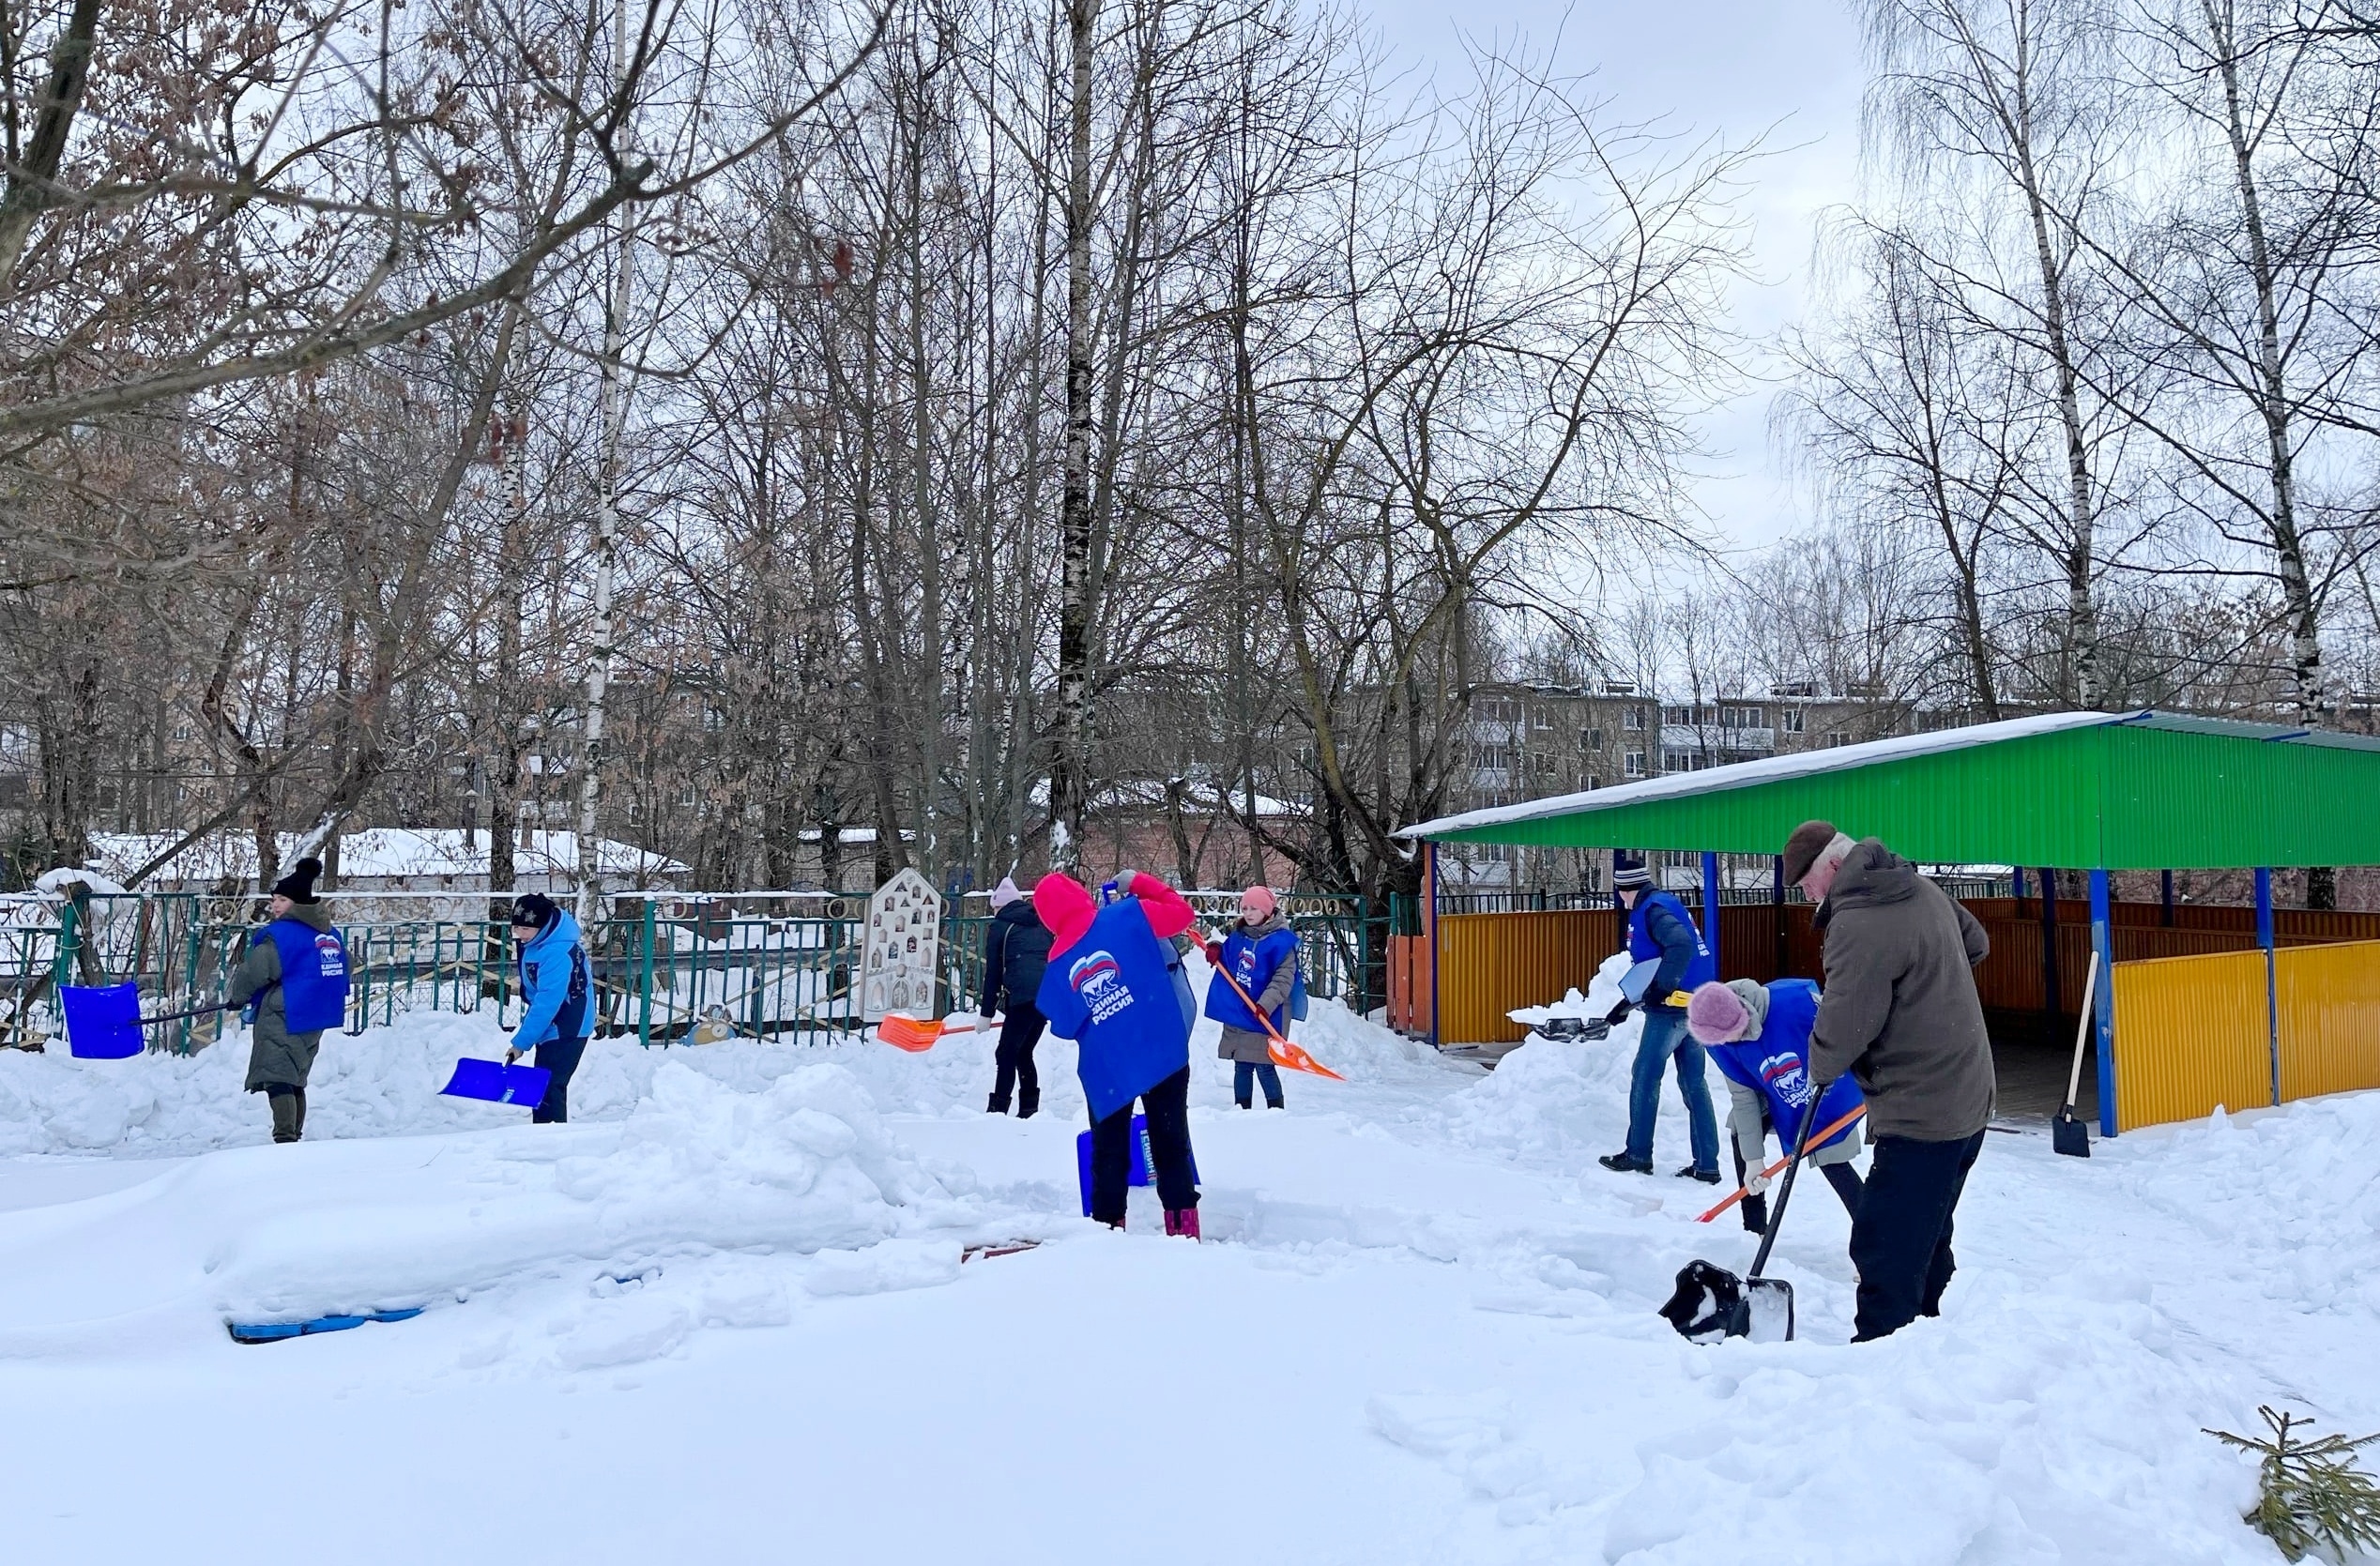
[1204,939,1224,965]
[1111,869,1140,896]
[973,1014,994,1035]
[1602,999,1633,1027]
[505,1047,523,1066]
[1744,1166,1772,1197]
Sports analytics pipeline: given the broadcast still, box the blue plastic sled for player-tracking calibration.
[228,1308,422,1345]
[1074,1115,1201,1218]
[60,982,145,1059]
[439,1057,552,1107]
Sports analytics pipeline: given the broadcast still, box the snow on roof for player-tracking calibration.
[89,829,688,886]
[1397,710,2121,840]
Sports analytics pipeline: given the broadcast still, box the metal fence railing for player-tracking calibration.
[0,889,1379,1054]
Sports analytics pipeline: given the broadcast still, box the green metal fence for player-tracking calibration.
[0,889,1377,1053]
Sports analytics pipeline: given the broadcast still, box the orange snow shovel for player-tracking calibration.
[1206,941,1345,1082]
[877,1012,993,1053]
[1694,1104,1868,1224]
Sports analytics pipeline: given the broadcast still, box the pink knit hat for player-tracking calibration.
[1685,981,1750,1045]
[1240,885,1277,920]
[989,875,1022,908]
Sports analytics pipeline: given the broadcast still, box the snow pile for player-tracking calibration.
[1439,952,1655,1162]
[0,1058,1003,1359]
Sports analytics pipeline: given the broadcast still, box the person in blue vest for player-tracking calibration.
[1202,884,1296,1110]
[1033,868,1203,1237]
[503,892,594,1124]
[228,857,350,1144]
[1686,978,1867,1232]
[1597,854,1721,1181]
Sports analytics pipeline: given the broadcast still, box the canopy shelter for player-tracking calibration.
[1396,710,2380,1136]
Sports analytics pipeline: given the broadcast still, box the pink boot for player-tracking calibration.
[1164,1207,1201,1240]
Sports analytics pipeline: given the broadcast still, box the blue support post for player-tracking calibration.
[2161,869,2175,926]
[1701,850,1721,972]
[1426,842,1442,1051]
[2090,870,2117,1136]
[2013,865,2026,904]
[2257,867,2279,1108]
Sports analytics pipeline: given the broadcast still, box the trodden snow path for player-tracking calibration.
[0,952,2373,1565]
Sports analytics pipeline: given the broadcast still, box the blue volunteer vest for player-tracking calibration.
[1035,898,1193,1122]
[265,919,350,1033]
[1705,979,1863,1152]
[1204,925,1300,1033]
[1627,889,1716,995]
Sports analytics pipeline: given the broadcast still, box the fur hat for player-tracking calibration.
[271,857,323,905]
[989,875,1023,909]
[1685,981,1751,1045]
[1781,819,1842,887]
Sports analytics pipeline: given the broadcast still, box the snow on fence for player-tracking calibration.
[0,889,1377,1054]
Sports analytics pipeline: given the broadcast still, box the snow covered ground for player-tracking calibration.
[0,953,2374,1564]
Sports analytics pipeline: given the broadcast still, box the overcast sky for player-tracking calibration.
[1365,0,1869,557]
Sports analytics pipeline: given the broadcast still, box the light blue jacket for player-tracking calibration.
[514,911,592,1047]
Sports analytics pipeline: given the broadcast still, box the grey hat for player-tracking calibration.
[1612,853,1653,889]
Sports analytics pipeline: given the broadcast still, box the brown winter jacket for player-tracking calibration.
[1808,840,1996,1142]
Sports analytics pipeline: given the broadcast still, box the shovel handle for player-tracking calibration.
[1695,1105,1867,1224]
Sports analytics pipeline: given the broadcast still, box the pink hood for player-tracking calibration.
[1033,873,1097,954]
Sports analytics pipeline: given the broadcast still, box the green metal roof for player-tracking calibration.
[1398,710,2380,870]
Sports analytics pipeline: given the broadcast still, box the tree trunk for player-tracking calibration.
[1049,0,1096,875]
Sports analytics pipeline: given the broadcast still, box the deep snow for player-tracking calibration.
[0,951,2374,1565]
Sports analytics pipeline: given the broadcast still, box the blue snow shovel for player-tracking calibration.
[60,982,236,1058]
[1075,1115,1201,1218]
[438,1057,553,1107]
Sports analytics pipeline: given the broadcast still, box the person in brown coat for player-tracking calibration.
[1782,819,1994,1342]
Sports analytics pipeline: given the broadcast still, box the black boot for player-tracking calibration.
[1598,1152,1654,1174]
[1017,1089,1039,1120]
[986,1093,1009,1115]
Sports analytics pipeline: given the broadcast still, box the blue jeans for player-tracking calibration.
[1625,1009,1718,1171]
[1233,1060,1284,1106]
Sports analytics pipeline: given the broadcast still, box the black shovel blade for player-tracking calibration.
[1660,1260,1745,1343]
[2052,1112,2091,1159]
[1741,1276,1795,1342]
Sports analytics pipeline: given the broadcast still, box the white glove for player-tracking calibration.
[974,1014,994,1035]
[1744,1166,1772,1197]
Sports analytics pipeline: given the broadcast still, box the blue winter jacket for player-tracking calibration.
[1628,889,1716,1005]
[1705,979,1864,1154]
[514,911,593,1048]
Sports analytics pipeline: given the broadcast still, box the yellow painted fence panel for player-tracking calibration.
[2276,939,2380,1102]
[2111,950,2272,1132]
[1435,911,1604,1046]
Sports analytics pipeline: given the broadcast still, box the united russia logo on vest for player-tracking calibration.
[1069,950,1132,1025]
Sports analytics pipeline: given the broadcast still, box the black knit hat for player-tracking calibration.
[271,857,323,905]
[510,892,561,932]
[1611,853,1653,890]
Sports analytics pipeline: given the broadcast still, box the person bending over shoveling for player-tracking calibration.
[1033,869,1203,1238]
[1684,979,1867,1235]
[1781,820,1995,1342]
[1597,854,1721,1183]
[227,858,349,1145]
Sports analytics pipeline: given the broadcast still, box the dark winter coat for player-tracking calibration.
[1809,839,1996,1141]
[980,899,1054,1016]
[1210,911,1297,1064]
[231,900,336,1092]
